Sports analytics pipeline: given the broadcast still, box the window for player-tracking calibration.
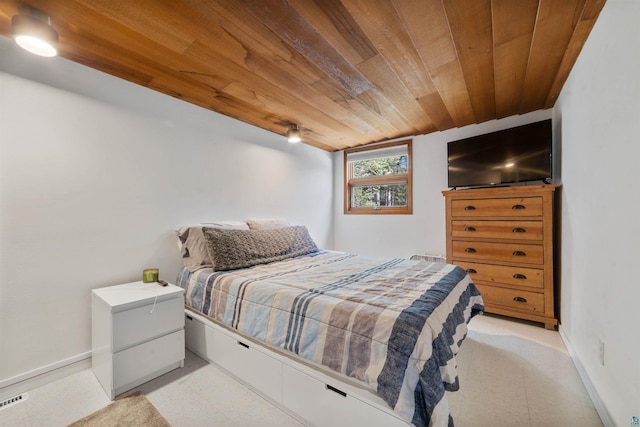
[344,140,412,214]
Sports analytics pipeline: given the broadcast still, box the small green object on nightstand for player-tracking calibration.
[142,268,159,283]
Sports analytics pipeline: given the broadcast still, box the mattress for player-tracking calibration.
[176,250,483,427]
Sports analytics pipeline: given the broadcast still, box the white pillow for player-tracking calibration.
[245,218,290,230]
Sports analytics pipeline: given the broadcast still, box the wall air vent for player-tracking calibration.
[0,392,29,411]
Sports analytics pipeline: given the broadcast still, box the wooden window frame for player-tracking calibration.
[344,140,413,215]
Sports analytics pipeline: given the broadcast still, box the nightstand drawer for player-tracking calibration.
[475,284,544,314]
[113,330,185,391]
[454,261,544,289]
[452,241,544,265]
[113,297,184,352]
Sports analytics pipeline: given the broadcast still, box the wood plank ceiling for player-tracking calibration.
[0,0,606,151]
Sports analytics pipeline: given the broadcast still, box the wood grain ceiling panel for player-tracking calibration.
[392,0,472,128]
[544,0,607,108]
[0,0,606,151]
[443,0,496,124]
[520,0,588,113]
[492,0,539,119]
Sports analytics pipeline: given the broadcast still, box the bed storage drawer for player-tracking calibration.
[212,327,282,403]
[282,365,406,427]
[185,313,214,359]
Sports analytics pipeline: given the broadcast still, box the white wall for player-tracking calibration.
[554,0,640,425]
[332,109,551,258]
[0,36,333,383]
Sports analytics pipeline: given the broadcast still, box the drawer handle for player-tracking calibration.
[512,251,526,257]
[464,205,476,211]
[512,204,526,210]
[513,273,527,280]
[238,341,250,349]
[326,384,347,398]
[512,227,526,233]
[465,248,477,253]
[466,268,477,274]
[513,297,528,303]
[464,226,476,232]
[186,315,193,321]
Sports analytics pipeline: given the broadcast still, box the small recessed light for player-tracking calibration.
[286,124,301,143]
[505,162,515,168]
[12,9,58,57]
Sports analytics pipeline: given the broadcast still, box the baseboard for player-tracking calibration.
[558,325,614,427]
[0,352,92,401]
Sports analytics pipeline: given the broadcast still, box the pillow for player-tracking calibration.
[176,221,250,272]
[246,218,290,230]
[203,226,319,271]
[200,220,248,228]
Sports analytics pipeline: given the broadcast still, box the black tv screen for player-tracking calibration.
[447,119,552,188]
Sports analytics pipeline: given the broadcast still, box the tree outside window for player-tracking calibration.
[344,140,412,214]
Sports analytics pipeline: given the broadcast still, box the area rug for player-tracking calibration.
[68,392,170,427]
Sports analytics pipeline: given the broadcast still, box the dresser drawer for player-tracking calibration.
[113,297,184,352]
[454,261,543,289]
[476,284,544,313]
[451,220,543,241]
[452,241,544,264]
[451,197,543,217]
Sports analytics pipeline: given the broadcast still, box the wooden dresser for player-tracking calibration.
[443,185,557,329]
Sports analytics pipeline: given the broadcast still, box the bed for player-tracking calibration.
[174,224,483,427]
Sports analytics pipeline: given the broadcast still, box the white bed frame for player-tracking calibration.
[184,309,410,427]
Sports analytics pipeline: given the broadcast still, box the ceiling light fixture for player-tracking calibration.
[12,7,59,57]
[286,124,301,143]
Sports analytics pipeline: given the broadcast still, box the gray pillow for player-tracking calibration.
[204,226,319,271]
[176,222,249,272]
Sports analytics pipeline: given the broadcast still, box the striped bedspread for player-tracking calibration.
[176,251,483,427]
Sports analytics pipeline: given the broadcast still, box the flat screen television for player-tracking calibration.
[447,119,552,188]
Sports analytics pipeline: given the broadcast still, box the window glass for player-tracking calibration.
[344,140,412,214]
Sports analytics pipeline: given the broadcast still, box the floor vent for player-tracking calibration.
[410,254,446,263]
[0,392,29,411]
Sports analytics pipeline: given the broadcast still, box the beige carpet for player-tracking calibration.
[68,392,170,427]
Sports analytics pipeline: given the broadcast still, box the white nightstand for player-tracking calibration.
[91,281,185,400]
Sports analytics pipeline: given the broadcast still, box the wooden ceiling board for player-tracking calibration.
[290,0,378,64]
[0,0,606,151]
[393,0,475,128]
[519,0,587,113]
[358,54,431,135]
[442,0,497,124]
[492,0,539,119]
[241,0,374,97]
[544,0,607,108]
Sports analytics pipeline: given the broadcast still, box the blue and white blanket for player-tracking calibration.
[177,251,483,427]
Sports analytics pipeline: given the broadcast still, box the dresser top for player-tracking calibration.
[92,281,184,312]
[442,184,556,199]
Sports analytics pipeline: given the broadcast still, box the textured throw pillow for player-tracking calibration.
[203,226,319,271]
[176,222,250,272]
[246,218,290,230]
